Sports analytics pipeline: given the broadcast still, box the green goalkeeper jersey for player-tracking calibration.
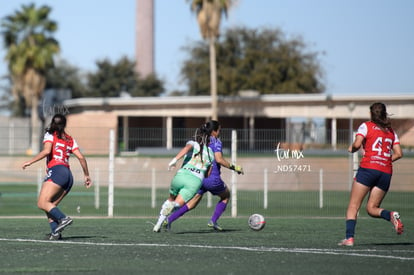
[180,140,213,180]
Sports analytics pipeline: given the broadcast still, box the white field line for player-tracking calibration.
[0,238,413,261]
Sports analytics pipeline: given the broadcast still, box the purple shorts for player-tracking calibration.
[198,176,227,196]
[44,165,74,192]
[355,167,392,192]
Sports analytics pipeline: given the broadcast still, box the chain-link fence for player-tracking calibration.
[1,123,413,218]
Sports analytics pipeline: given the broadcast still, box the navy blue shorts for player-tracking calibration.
[44,165,74,192]
[355,167,392,192]
[198,176,227,196]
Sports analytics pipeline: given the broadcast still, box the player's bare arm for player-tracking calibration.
[392,144,403,162]
[22,142,52,169]
[168,143,193,170]
[348,135,364,153]
[72,149,92,188]
[214,151,231,168]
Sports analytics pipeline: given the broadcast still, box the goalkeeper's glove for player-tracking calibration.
[168,158,178,170]
[230,164,244,175]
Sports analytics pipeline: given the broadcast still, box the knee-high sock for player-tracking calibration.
[49,220,58,233]
[168,204,189,224]
[211,201,227,223]
[345,219,356,239]
[49,207,66,221]
[46,212,58,233]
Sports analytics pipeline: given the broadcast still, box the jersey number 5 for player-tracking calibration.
[54,142,68,162]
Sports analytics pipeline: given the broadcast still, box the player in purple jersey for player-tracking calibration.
[164,120,244,231]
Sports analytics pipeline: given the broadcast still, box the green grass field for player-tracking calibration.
[0,217,413,274]
[1,184,413,274]
[2,184,414,218]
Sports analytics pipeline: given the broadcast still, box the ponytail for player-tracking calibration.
[370,102,391,129]
[46,114,67,139]
[193,123,212,163]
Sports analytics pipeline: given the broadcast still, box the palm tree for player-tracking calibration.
[1,4,59,154]
[188,0,233,120]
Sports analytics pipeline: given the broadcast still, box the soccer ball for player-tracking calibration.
[248,214,266,231]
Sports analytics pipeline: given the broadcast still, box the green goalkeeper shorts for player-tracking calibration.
[170,169,203,202]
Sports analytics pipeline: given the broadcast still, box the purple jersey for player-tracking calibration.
[208,136,222,178]
[199,136,227,195]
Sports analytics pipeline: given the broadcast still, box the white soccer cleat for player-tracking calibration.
[153,216,166,232]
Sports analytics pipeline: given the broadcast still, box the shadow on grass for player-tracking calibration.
[62,235,108,240]
[369,242,414,246]
[173,228,242,234]
[358,242,414,247]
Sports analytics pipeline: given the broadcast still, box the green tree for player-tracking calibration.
[45,58,87,99]
[181,27,325,95]
[134,73,165,97]
[87,56,164,97]
[188,0,234,120]
[1,3,59,154]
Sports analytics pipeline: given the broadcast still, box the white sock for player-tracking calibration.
[156,214,166,225]
[159,200,171,215]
